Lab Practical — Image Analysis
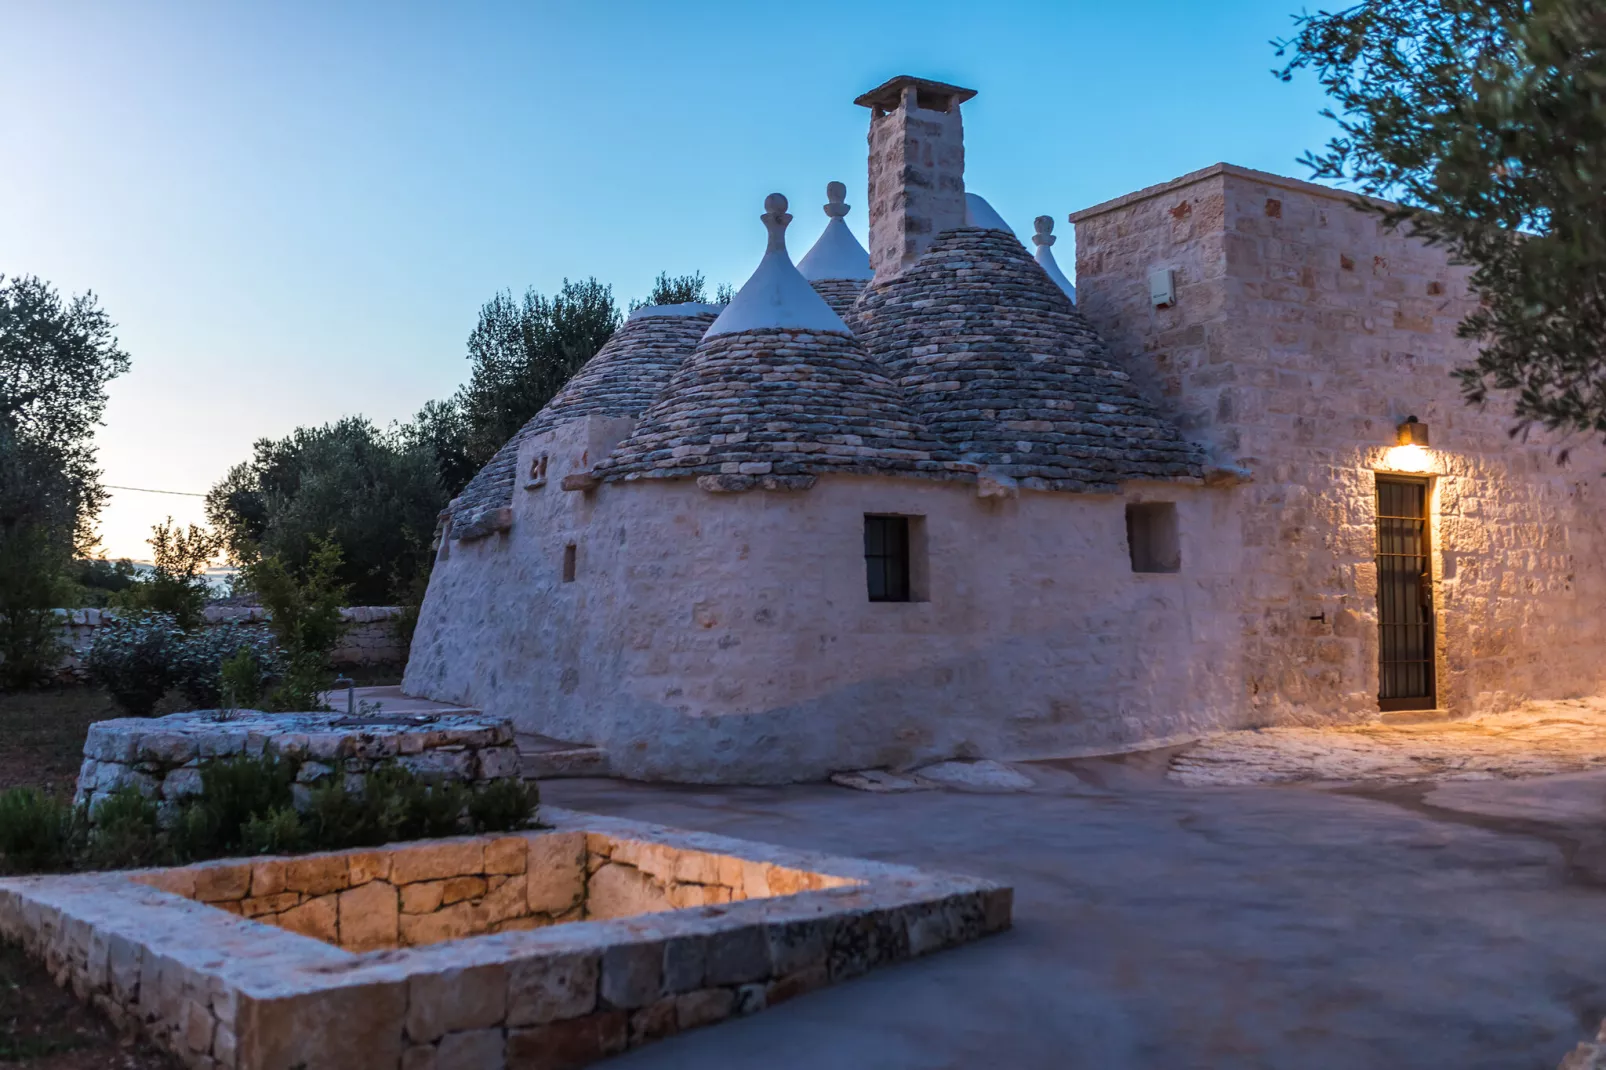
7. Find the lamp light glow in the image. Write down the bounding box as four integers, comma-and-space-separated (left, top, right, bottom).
1384, 443, 1432, 472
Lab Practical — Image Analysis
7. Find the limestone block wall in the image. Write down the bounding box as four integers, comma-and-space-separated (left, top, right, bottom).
132, 829, 856, 956
1072, 163, 1606, 723
51, 605, 407, 678
406, 417, 1245, 782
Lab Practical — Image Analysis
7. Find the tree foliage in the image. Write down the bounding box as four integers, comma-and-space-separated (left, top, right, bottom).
206, 417, 442, 604
453, 278, 620, 479
1277, 0, 1606, 443
0, 276, 130, 687
112, 518, 222, 630
0, 275, 130, 552
628, 271, 735, 311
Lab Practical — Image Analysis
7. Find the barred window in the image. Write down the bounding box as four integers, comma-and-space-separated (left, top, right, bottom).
864, 515, 911, 602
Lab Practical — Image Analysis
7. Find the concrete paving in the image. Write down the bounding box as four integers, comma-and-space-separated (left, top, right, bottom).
545, 755, 1606, 1070
1171, 695, 1606, 787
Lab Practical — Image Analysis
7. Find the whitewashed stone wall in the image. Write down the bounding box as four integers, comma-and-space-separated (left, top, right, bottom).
52, 606, 408, 676
406, 417, 1244, 783
1072, 163, 1606, 725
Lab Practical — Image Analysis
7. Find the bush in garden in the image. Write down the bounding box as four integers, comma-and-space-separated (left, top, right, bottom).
0, 788, 77, 874
0, 751, 539, 875
109, 519, 223, 631
241, 539, 348, 711
467, 777, 540, 833
174, 623, 280, 709
83, 612, 186, 717
170, 753, 297, 861
83, 788, 162, 871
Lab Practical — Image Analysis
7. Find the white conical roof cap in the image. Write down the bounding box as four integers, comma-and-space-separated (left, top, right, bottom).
965, 192, 1013, 233
797, 181, 872, 281
1032, 215, 1076, 303
705, 193, 852, 338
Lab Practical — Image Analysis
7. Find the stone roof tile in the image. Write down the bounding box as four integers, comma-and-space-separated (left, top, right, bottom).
449, 307, 716, 536
591, 327, 968, 485
853, 226, 1206, 490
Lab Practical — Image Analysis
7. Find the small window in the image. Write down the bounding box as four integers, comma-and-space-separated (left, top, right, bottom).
1126, 503, 1180, 573
864, 515, 911, 602
562, 543, 577, 582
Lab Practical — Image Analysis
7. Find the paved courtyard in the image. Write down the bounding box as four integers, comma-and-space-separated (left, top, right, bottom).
1171, 696, 1606, 787
546, 752, 1606, 1070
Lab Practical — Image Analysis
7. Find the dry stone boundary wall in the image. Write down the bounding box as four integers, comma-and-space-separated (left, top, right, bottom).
51, 606, 407, 679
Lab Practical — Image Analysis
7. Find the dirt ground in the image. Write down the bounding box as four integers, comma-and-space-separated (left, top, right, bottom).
0, 943, 173, 1069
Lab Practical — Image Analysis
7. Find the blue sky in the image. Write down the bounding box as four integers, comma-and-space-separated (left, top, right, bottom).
2, 0, 1334, 559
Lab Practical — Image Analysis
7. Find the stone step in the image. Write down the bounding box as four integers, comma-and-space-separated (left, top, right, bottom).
517, 733, 612, 780
1378, 708, 1454, 726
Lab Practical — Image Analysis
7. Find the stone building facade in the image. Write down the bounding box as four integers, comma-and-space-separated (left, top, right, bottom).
1072, 163, 1606, 726
403, 78, 1606, 783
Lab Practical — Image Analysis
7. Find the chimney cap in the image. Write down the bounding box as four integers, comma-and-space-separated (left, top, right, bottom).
854, 75, 977, 112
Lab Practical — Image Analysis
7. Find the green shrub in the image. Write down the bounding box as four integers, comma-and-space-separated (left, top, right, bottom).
239, 806, 303, 856
0, 788, 76, 874
109, 519, 222, 631
0, 750, 540, 875
171, 753, 296, 861
175, 623, 280, 709
467, 778, 540, 833
263, 651, 331, 713
242, 539, 348, 663
83, 613, 185, 717
83, 788, 162, 870
301, 765, 469, 849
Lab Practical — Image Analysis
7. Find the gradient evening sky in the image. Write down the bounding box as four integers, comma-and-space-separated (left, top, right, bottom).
2, 0, 1334, 560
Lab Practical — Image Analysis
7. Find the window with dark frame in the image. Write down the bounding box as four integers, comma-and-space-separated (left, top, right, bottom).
863, 515, 911, 602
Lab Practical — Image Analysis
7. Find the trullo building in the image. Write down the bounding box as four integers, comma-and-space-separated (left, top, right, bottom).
403, 75, 1606, 783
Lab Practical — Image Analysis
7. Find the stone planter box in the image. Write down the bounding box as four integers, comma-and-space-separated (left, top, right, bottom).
0, 809, 1011, 1070
74, 711, 519, 816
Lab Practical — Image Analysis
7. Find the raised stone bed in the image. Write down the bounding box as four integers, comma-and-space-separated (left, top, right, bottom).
0, 809, 1011, 1069
74, 710, 519, 815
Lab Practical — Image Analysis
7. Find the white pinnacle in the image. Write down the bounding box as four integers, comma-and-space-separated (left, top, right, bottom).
797, 181, 873, 282
706, 192, 852, 338
1032, 215, 1077, 304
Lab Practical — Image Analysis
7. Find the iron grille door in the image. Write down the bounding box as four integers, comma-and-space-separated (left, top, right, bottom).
1375, 476, 1435, 710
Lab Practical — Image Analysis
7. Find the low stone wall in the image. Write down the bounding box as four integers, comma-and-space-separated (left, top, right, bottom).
74, 711, 518, 815
52, 605, 406, 677
133, 827, 853, 955
0, 810, 1012, 1070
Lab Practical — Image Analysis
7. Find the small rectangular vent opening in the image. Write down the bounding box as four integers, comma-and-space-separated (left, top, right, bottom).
562, 543, 577, 583
1126, 503, 1180, 573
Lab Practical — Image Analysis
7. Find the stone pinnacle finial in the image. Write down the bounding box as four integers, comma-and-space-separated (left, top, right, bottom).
1033, 215, 1056, 248
763, 193, 792, 254
824, 181, 850, 219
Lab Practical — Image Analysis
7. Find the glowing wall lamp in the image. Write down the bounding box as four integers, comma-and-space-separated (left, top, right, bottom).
1397, 416, 1430, 447
1385, 415, 1433, 472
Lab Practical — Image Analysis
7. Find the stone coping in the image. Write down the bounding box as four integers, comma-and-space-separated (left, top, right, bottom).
0, 808, 1011, 1070
1067, 161, 1383, 222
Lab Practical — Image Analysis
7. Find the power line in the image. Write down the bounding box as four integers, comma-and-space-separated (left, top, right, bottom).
104, 484, 207, 498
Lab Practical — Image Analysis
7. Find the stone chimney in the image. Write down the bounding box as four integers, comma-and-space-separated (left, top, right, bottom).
854, 75, 976, 284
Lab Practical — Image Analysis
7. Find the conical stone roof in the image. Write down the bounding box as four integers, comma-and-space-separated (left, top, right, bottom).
1032, 215, 1077, 303
590, 194, 963, 490
797, 181, 872, 320
854, 226, 1206, 491
448, 305, 717, 536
